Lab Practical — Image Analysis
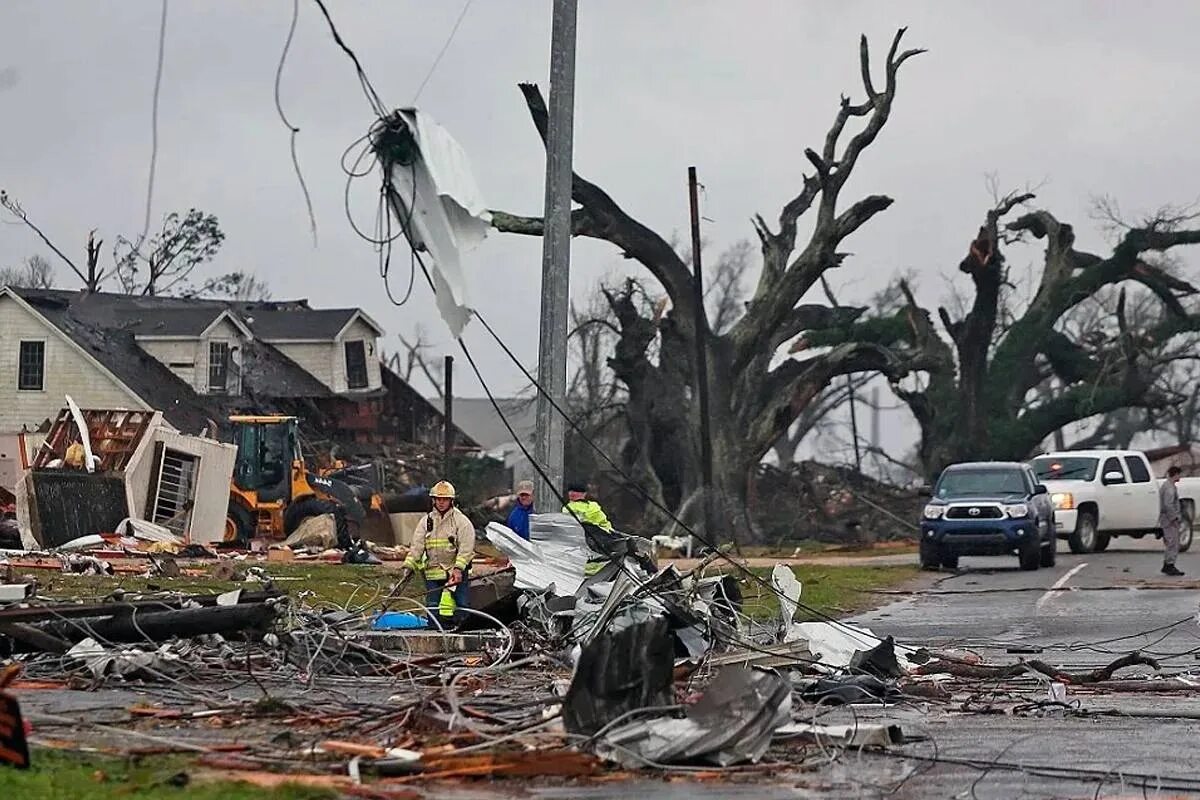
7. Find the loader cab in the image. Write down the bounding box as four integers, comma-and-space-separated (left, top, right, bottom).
230, 416, 301, 503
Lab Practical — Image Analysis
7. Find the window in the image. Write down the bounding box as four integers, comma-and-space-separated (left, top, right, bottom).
151, 448, 198, 535
1102, 457, 1126, 484
345, 340, 368, 389
935, 468, 1028, 498
1124, 455, 1152, 483
1032, 456, 1099, 482
18, 341, 44, 391
208, 341, 233, 394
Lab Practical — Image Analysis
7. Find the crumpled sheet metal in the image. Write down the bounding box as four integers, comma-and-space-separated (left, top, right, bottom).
486, 514, 592, 596
595, 666, 793, 768
563, 613, 675, 736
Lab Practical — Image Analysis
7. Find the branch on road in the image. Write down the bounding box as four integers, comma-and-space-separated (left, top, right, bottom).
914, 651, 1161, 684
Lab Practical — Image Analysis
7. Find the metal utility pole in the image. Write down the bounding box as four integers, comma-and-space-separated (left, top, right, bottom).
533, 0, 577, 503
443, 355, 455, 477
688, 167, 716, 539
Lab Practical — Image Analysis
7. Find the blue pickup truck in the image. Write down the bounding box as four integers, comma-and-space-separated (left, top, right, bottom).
919, 461, 1057, 571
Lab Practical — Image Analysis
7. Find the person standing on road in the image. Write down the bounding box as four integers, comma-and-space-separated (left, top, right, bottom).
1160, 466, 1185, 577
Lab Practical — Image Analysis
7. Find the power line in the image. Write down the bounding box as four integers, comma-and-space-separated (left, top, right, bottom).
139, 0, 169, 247
412, 0, 474, 104
275, 0, 318, 247
311, 0, 387, 117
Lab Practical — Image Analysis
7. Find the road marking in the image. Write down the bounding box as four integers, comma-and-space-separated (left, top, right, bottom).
1036, 562, 1088, 611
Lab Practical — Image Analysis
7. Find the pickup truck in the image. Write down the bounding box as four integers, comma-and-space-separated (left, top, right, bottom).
1030, 449, 1198, 554
919, 461, 1056, 571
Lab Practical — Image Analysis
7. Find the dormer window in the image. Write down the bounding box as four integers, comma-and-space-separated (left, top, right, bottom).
345, 340, 368, 390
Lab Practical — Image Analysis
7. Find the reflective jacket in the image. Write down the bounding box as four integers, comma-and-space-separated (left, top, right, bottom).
562, 500, 613, 532
405, 506, 476, 580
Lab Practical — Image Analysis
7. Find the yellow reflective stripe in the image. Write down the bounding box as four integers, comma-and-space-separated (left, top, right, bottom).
454, 557, 470, 569
425, 567, 448, 579
403, 556, 420, 569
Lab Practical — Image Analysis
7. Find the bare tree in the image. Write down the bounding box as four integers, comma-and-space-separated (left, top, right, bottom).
193, 270, 273, 301
0, 255, 55, 289
1, 191, 110, 291
477, 31, 926, 537
113, 209, 225, 296
818, 191, 1200, 473
385, 326, 444, 398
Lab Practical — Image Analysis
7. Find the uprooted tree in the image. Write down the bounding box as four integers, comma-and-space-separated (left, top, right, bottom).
491, 30, 928, 536
808, 194, 1200, 474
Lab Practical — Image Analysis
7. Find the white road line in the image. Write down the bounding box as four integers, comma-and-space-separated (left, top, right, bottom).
1036, 562, 1088, 611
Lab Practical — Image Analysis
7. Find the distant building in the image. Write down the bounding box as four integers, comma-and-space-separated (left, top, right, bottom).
1144, 443, 1200, 478
0, 286, 477, 459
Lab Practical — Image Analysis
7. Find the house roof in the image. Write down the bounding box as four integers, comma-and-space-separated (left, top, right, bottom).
5, 287, 336, 431
246, 308, 382, 341
449, 397, 538, 454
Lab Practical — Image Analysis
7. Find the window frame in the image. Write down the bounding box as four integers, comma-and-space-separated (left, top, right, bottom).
17, 339, 45, 392
344, 339, 369, 390
208, 340, 230, 395
1101, 456, 1127, 485
1124, 455, 1152, 484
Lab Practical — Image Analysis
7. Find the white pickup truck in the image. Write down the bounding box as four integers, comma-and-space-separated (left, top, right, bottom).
1031, 449, 1199, 554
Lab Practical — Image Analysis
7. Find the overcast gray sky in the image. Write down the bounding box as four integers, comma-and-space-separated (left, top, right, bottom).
3, 1, 1199, 461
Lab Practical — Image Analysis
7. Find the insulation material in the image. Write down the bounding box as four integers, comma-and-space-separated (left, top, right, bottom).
786, 621, 919, 674
771, 563, 802, 624
383, 109, 491, 338
596, 667, 793, 768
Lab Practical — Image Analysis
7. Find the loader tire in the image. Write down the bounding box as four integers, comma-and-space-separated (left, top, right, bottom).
284, 497, 349, 549
225, 501, 255, 547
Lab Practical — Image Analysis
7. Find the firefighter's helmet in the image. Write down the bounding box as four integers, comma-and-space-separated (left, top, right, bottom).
429, 480, 457, 499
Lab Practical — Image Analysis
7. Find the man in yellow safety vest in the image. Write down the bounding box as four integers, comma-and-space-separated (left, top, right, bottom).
562, 480, 613, 532
402, 480, 475, 623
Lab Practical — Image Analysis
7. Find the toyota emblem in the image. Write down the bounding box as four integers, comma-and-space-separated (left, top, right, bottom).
968, 507, 980, 516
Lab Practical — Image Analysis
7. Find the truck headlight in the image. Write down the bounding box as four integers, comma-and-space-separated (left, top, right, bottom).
1051, 493, 1074, 510
923, 505, 945, 520
1004, 503, 1030, 519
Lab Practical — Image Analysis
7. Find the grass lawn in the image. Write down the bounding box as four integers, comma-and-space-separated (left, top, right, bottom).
737, 563, 920, 620
0, 749, 335, 800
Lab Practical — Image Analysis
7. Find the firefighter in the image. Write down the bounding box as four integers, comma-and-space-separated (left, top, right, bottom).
401, 480, 476, 623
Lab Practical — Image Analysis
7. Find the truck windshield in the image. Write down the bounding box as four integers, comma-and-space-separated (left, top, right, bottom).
1032, 457, 1099, 482
935, 469, 1027, 498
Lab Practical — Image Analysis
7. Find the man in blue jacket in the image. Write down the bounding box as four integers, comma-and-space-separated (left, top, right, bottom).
506, 480, 535, 540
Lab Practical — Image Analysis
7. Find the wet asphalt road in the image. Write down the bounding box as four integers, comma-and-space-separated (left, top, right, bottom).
842, 536, 1200, 799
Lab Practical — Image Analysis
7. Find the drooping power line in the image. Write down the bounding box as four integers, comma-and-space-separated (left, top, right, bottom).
139, 0, 169, 248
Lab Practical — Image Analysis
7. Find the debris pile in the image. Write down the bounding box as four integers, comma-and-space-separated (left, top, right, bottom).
0, 510, 1177, 793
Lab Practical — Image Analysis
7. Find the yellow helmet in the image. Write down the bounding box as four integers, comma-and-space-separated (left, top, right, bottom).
430, 480, 457, 499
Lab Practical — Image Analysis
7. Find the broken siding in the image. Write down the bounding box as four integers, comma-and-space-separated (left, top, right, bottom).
335, 318, 382, 392
272, 342, 336, 390
0, 295, 145, 431
137, 339, 199, 388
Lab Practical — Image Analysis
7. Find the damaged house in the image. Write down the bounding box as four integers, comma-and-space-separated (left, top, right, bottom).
0, 287, 482, 543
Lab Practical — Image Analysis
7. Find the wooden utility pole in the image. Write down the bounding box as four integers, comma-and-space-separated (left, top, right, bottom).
533, 0, 578, 503
688, 166, 716, 540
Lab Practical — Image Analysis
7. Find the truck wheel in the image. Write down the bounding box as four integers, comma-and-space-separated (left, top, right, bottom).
919, 540, 941, 571
940, 554, 960, 570
1019, 541, 1041, 571
1093, 532, 1111, 552
1181, 501, 1195, 553
1068, 511, 1098, 554
1040, 536, 1057, 568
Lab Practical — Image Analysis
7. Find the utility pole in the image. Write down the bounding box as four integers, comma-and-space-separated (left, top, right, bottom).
443, 355, 455, 477
533, 0, 577, 503
847, 375, 862, 472
688, 166, 716, 540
